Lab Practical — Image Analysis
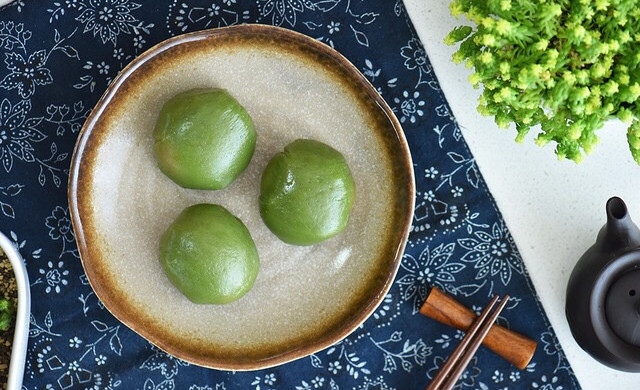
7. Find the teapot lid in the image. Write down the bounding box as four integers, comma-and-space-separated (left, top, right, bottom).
588, 249, 640, 369
605, 267, 640, 346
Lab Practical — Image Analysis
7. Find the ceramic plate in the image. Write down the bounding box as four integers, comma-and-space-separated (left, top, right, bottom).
68, 24, 414, 370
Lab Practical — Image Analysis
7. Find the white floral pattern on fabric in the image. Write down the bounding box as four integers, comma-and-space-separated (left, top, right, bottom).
458, 222, 524, 286
75, 0, 150, 45
0, 98, 45, 172
1, 50, 53, 98
397, 244, 465, 313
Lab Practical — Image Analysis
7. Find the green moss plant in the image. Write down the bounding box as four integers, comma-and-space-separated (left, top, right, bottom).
446, 0, 640, 164
0, 298, 12, 331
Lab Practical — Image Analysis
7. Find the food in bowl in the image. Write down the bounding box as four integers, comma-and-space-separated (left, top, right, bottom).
0, 251, 17, 384
153, 88, 256, 190
260, 139, 355, 245
69, 25, 414, 370
0, 232, 30, 389
159, 203, 259, 304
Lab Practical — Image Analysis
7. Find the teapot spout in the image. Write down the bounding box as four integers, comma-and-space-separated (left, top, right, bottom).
600, 197, 640, 253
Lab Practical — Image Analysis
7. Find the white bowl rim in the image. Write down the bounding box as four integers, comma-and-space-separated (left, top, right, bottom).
0, 230, 30, 390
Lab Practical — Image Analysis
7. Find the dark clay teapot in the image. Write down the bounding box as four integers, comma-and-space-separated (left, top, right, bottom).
566, 196, 640, 372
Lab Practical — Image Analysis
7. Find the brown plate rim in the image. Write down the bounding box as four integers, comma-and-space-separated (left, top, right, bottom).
68, 24, 415, 370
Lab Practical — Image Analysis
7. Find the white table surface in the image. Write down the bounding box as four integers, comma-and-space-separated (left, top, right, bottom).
405, 1, 640, 388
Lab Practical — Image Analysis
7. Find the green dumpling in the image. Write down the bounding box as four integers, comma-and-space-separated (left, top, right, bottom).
153, 88, 256, 190
260, 139, 355, 246
159, 204, 259, 304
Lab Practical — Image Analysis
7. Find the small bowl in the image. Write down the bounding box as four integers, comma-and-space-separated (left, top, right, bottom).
68, 24, 414, 370
0, 230, 30, 389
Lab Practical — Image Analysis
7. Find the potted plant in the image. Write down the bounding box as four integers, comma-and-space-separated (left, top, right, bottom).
445, 0, 640, 164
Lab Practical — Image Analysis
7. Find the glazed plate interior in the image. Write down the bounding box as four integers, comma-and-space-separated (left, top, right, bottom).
69, 25, 414, 370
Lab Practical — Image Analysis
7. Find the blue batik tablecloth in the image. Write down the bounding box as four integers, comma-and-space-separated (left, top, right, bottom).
0, 1, 581, 389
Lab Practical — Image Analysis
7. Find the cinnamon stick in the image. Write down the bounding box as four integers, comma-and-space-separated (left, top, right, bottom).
420, 287, 537, 370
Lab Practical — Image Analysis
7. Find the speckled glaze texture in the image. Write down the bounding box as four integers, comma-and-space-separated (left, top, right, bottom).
68, 25, 414, 370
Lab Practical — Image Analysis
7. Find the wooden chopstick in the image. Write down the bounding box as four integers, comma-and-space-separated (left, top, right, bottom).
425, 294, 510, 390
425, 295, 500, 390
